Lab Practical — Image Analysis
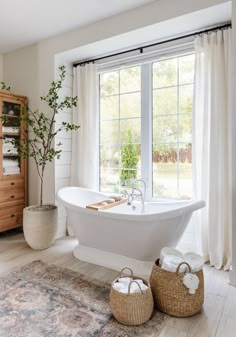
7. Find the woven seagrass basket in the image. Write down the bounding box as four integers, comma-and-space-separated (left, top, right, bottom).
150, 259, 204, 317
110, 267, 154, 326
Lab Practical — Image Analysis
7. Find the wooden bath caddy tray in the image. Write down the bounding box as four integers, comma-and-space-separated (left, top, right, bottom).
86, 197, 127, 211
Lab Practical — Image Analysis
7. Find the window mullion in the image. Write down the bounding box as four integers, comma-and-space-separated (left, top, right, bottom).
141, 63, 152, 201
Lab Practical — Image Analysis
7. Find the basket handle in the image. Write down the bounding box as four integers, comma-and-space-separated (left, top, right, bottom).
128, 280, 143, 294
176, 262, 192, 274
119, 267, 134, 278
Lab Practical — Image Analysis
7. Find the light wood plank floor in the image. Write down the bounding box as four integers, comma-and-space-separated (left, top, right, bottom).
0, 231, 235, 337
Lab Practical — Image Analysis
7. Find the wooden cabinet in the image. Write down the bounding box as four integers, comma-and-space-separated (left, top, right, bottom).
0, 92, 27, 232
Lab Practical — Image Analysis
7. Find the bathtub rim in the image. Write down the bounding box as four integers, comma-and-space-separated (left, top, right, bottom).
56, 186, 205, 221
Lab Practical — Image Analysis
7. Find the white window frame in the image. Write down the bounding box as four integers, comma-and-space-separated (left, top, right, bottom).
141, 63, 153, 201
98, 40, 195, 200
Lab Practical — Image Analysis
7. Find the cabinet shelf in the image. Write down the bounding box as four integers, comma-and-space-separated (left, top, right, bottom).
3, 133, 20, 137
0, 93, 27, 233
3, 172, 20, 176
3, 154, 19, 157
2, 114, 19, 118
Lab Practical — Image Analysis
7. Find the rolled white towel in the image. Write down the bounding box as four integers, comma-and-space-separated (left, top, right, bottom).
184, 252, 204, 272
112, 282, 128, 293
131, 284, 148, 293
113, 282, 133, 294
118, 277, 133, 285
129, 282, 148, 294
161, 255, 187, 273
112, 279, 148, 294
133, 279, 144, 287
160, 247, 183, 266
141, 284, 148, 292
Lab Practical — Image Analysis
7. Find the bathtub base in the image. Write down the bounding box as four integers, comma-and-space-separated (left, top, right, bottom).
73, 244, 153, 278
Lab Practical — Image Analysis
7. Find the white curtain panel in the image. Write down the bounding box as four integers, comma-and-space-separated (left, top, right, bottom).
193, 28, 233, 270
71, 63, 99, 189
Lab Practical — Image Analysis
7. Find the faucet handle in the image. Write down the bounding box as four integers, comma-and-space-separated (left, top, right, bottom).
121, 189, 128, 197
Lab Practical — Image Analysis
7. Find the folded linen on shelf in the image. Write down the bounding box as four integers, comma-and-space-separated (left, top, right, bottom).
2, 126, 19, 134
3, 137, 15, 143
3, 159, 19, 167
3, 137, 17, 148
3, 166, 20, 174
3, 147, 18, 155
159, 247, 204, 273
3, 139, 18, 155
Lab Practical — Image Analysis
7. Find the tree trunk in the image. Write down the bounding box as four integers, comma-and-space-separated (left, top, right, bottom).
40, 167, 45, 207
40, 176, 43, 207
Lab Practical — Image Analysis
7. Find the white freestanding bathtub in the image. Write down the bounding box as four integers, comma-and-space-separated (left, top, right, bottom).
56, 187, 205, 276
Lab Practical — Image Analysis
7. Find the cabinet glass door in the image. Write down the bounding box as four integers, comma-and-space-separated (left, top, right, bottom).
2, 101, 21, 176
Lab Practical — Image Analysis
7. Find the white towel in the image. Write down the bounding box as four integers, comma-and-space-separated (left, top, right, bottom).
161, 255, 187, 273
3, 137, 14, 143
2, 126, 19, 134
118, 277, 133, 285
3, 166, 20, 174
3, 147, 18, 155
184, 253, 204, 272
3, 139, 18, 155
129, 282, 148, 293
3, 149, 18, 155
112, 282, 127, 293
3, 159, 18, 167
160, 247, 204, 273
112, 279, 148, 294
133, 279, 144, 286
160, 247, 183, 266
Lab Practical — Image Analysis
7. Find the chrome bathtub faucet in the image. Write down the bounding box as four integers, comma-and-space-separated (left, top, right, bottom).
121, 179, 146, 206
120, 189, 133, 205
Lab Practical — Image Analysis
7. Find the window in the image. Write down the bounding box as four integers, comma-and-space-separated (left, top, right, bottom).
152, 54, 194, 198
99, 66, 141, 193
99, 52, 195, 199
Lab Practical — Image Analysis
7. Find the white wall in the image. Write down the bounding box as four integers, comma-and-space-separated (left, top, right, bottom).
2, 0, 231, 236
3, 44, 40, 205
230, 0, 236, 286
0, 54, 3, 81
54, 62, 73, 238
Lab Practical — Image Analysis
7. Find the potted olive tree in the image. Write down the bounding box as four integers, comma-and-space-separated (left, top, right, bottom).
1, 66, 79, 249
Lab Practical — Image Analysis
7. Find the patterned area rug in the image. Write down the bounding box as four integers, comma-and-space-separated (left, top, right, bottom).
0, 260, 168, 337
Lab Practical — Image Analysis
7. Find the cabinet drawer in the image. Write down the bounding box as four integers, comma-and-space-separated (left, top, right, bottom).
0, 189, 24, 203
0, 179, 24, 190
0, 204, 24, 231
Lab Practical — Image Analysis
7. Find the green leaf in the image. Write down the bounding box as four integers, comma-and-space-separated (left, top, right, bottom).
1, 65, 80, 205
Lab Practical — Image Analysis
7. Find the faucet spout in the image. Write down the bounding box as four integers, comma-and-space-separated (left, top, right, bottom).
134, 179, 146, 205
122, 179, 146, 207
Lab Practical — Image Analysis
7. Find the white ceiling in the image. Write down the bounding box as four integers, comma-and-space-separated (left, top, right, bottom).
0, 0, 155, 54
59, 2, 231, 64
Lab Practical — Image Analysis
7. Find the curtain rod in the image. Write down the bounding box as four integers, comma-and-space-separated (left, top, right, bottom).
73, 22, 231, 68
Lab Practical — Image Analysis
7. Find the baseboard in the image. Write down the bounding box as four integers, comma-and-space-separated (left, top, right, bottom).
230, 269, 236, 287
